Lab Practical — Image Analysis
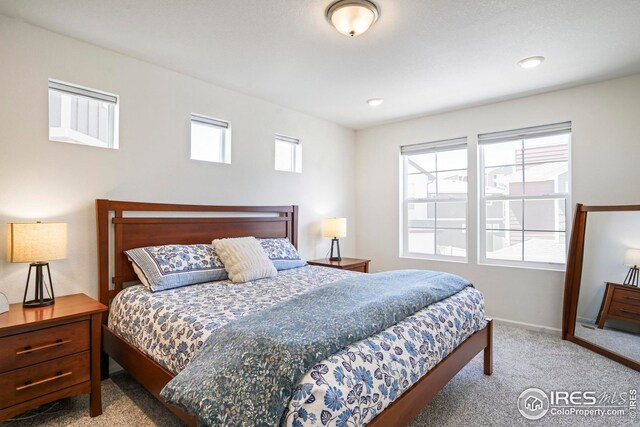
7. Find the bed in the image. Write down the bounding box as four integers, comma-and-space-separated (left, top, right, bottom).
96, 200, 492, 426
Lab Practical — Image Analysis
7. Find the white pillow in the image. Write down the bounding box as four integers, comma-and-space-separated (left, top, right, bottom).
212, 237, 277, 283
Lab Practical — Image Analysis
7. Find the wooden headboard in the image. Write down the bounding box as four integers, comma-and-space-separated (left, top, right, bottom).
96, 199, 298, 308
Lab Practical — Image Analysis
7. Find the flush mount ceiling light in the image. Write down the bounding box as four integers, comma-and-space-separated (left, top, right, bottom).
326, 0, 380, 37
518, 56, 545, 69
366, 98, 384, 106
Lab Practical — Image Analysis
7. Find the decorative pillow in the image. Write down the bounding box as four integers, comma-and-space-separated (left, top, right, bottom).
212, 237, 277, 283
126, 244, 228, 292
258, 238, 307, 271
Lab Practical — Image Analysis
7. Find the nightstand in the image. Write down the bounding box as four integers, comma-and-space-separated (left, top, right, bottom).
596, 282, 640, 329
0, 293, 107, 422
307, 257, 371, 273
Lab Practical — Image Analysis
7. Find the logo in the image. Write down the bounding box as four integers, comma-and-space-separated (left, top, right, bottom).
518, 387, 636, 419
518, 388, 550, 420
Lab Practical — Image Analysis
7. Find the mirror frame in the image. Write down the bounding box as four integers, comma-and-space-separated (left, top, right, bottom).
562, 203, 640, 372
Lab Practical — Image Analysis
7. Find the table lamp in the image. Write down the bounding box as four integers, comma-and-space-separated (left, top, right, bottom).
323, 217, 346, 261
6, 222, 67, 307
623, 248, 640, 286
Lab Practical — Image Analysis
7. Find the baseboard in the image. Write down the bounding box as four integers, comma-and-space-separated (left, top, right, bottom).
490, 316, 561, 335
576, 315, 597, 324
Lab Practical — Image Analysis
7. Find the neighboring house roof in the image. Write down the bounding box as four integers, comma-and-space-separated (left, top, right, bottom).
488, 236, 565, 263
485, 162, 568, 196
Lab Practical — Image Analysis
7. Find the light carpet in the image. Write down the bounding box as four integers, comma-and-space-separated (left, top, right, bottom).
575, 321, 639, 363
4, 325, 639, 427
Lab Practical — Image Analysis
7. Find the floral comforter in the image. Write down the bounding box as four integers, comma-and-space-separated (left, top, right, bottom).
109, 266, 486, 426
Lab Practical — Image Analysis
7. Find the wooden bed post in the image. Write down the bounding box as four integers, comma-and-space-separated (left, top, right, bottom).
484, 319, 493, 375
95, 199, 111, 380
291, 205, 299, 248
96, 199, 110, 309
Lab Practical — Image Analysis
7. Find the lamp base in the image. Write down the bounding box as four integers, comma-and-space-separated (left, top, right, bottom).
23, 262, 56, 308
623, 266, 639, 287
329, 238, 342, 261
623, 266, 639, 286
23, 298, 55, 308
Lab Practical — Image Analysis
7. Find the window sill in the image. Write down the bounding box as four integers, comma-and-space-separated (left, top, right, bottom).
400, 254, 468, 264
478, 260, 566, 272
190, 158, 231, 165
274, 169, 302, 174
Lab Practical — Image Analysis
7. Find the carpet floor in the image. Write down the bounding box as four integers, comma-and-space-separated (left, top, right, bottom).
575, 321, 639, 363
4, 324, 639, 427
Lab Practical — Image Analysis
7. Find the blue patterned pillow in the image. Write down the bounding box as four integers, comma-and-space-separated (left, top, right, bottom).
126, 244, 228, 292
258, 238, 307, 271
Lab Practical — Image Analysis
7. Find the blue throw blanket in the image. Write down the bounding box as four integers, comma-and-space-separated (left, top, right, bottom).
160, 270, 472, 426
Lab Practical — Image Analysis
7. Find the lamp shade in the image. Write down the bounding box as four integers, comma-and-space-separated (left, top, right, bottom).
323, 218, 347, 238
7, 222, 67, 263
624, 248, 640, 267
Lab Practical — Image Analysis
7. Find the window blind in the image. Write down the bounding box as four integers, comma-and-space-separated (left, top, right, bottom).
191, 114, 229, 129
400, 137, 467, 155
275, 134, 300, 145
478, 121, 571, 145
48, 79, 118, 104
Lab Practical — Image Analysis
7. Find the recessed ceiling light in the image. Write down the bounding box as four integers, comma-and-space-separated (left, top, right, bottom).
518, 56, 545, 69
326, 0, 380, 37
366, 98, 384, 106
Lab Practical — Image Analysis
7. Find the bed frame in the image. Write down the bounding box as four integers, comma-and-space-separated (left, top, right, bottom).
96, 199, 492, 426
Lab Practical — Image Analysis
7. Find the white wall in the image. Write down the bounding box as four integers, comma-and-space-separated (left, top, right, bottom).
2, 14, 639, 332
0, 16, 356, 303
355, 74, 640, 330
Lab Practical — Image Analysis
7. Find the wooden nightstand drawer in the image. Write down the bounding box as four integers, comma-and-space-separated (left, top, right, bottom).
612, 287, 640, 307
598, 283, 640, 328
609, 301, 640, 321
0, 351, 90, 409
344, 264, 368, 273
307, 258, 370, 273
0, 320, 89, 373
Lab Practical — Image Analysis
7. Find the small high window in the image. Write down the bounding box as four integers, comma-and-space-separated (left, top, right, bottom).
48, 79, 119, 149
274, 134, 302, 173
190, 114, 231, 164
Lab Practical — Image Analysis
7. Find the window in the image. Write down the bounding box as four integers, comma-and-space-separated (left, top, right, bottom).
274, 134, 301, 173
48, 79, 119, 149
479, 122, 571, 268
190, 114, 231, 164
401, 138, 468, 260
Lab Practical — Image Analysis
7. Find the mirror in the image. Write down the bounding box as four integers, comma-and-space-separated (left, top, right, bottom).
563, 204, 640, 371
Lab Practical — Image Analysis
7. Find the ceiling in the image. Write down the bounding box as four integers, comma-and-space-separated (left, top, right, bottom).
1, 0, 640, 129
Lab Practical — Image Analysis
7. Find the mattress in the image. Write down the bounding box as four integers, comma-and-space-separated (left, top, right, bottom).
109, 265, 486, 425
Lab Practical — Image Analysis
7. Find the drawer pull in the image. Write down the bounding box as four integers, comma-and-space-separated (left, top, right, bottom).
15, 371, 72, 391
621, 309, 640, 316
624, 296, 640, 302
16, 339, 72, 355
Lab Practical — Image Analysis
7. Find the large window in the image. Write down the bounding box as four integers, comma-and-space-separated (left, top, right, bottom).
274, 134, 302, 173
479, 122, 571, 268
401, 138, 468, 260
48, 79, 119, 149
190, 114, 231, 164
